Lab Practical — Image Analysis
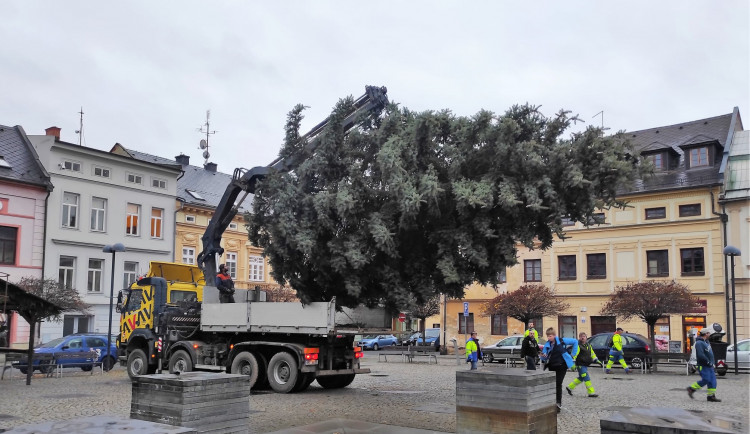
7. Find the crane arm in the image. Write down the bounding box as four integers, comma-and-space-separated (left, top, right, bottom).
197, 86, 388, 285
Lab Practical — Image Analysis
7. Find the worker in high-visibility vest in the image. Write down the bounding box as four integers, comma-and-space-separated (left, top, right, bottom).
566, 332, 603, 397
524, 321, 539, 341
605, 327, 631, 374
465, 331, 479, 370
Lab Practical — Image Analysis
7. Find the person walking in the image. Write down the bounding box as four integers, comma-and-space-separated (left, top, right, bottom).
605, 327, 630, 374
215, 264, 235, 303
566, 332, 603, 398
687, 328, 721, 402
466, 331, 479, 370
521, 329, 539, 370
524, 321, 539, 341
541, 327, 578, 412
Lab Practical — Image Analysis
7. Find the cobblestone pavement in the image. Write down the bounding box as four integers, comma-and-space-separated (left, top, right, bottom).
1, 354, 748, 433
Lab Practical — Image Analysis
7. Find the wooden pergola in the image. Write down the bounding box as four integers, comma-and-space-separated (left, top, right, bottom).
1, 277, 63, 385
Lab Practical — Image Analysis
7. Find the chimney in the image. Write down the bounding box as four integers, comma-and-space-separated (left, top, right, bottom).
45, 126, 61, 140
204, 162, 217, 172
175, 154, 190, 166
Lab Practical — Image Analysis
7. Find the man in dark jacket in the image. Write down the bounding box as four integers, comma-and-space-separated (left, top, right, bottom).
521, 331, 539, 370
687, 328, 721, 402
215, 264, 235, 303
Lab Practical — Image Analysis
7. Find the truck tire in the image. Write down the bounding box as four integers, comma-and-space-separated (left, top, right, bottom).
230, 351, 260, 388
127, 349, 150, 380
169, 350, 193, 374
316, 373, 356, 389
266, 352, 298, 393
292, 373, 315, 393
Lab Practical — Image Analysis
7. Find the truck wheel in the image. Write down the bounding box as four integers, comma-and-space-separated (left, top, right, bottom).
231, 351, 260, 388
103, 356, 116, 372
267, 352, 298, 393
292, 373, 315, 393
316, 373, 355, 389
169, 350, 193, 374
127, 349, 149, 380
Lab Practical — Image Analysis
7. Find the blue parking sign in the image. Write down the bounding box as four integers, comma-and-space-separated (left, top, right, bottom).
463, 302, 469, 317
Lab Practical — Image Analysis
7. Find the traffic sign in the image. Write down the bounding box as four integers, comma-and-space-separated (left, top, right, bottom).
463, 302, 469, 317
398, 312, 406, 323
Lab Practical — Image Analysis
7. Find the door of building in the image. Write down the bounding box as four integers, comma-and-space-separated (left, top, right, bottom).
559, 316, 577, 339
591, 316, 616, 336
682, 316, 706, 353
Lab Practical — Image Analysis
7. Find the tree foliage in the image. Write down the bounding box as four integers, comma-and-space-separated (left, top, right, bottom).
483, 284, 570, 326
16, 277, 90, 322
265, 285, 299, 303
248, 97, 639, 307
405, 294, 441, 334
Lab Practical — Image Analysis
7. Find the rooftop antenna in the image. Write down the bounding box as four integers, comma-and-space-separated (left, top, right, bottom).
592, 111, 611, 136
75, 107, 84, 146
197, 110, 217, 164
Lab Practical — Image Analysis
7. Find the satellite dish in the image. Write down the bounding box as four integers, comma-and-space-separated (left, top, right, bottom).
203, 150, 210, 160
199, 139, 207, 149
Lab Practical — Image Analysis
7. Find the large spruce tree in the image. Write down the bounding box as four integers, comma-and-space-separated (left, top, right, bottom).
248, 97, 639, 308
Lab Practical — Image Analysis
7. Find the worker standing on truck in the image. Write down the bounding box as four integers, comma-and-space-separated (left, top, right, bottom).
605, 327, 630, 374
216, 264, 235, 303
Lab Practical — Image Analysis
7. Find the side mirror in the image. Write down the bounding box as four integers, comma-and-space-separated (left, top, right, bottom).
115, 290, 124, 313
61, 346, 69, 350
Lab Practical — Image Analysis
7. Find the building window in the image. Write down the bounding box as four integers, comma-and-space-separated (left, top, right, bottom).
90, 197, 106, 232
182, 247, 195, 265
225, 252, 237, 279
59, 256, 76, 289
491, 314, 508, 335
249, 255, 264, 281
62, 160, 81, 172
0, 226, 18, 265
62, 315, 90, 336
497, 268, 506, 283
458, 313, 475, 334
647, 250, 669, 277
93, 166, 110, 178
645, 207, 666, 220
127, 173, 143, 184
62, 192, 79, 228
123, 261, 139, 288
559, 315, 577, 339
524, 259, 542, 282
587, 213, 605, 225
689, 147, 709, 167
679, 204, 701, 217
681, 248, 705, 276
185, 215, 196, 223
586, 253, 606, 279
558, 255, 577, 280
126, 203, 140, 236
150, 208, 163, 238
87, 259, 103, 292
561, 217, 575, 227
228, 222, 238, 230
186, 190, 205, 201
648, 153, 665, 170
151, 178, 167, 189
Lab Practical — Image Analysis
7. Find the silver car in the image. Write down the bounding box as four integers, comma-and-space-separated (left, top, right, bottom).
726, 339, 750, 369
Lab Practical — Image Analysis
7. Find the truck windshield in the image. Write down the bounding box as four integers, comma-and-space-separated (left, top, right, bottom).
125, 290, 144, 312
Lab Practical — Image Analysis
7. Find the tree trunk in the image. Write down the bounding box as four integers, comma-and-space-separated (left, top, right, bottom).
25, 319, 35, 386
648, 321, 657, 373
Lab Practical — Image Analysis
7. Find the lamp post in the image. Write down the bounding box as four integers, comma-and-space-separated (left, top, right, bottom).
103, 243, 125, 371
722, 245, 740, 375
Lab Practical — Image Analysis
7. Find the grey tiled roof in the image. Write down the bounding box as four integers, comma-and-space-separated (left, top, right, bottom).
620, 113, 735, 194
122, 148, 251, 212
0, 124, 52, 189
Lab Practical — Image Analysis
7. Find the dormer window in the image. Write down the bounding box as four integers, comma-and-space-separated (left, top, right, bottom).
649, 153, 665, 170
689, 147, 709, 167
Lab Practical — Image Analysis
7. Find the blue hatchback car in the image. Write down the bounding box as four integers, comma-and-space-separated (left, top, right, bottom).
14, 333, 118, 373
358, 334, 399, 350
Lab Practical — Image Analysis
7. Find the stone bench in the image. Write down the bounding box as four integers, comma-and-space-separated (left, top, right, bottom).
601, 407, 747, 434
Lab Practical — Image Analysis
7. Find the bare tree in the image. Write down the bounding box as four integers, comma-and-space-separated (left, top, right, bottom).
483, 284, 570, 329
601, 280, 701, 369
408, 295, 441, 334
264, 285, 299, 302
14, 277, 90, 385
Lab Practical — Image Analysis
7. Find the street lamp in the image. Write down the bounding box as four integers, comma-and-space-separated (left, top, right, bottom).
723, 245, 741, 376
103, 243, 125, 371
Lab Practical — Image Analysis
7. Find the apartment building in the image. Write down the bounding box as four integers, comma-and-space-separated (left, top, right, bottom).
443, 110, 744, 352
30, 128, 181, 342
0, 124, 53, 347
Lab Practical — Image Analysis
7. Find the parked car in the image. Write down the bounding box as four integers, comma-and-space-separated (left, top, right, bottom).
587, 332, 651, 369
481, 335, 543, 364
402, 328, 441, 346
358, 334, 399, 350
725, 338, 750, 370
14, 333, 118, 374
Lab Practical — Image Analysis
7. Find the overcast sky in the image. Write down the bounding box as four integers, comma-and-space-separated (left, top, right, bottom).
2, 1, 748, 173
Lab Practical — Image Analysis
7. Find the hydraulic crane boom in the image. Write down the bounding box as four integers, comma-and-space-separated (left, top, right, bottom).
197, 85, 389, 286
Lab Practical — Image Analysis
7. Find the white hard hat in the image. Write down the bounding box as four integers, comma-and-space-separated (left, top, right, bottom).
699, 327, 712, 335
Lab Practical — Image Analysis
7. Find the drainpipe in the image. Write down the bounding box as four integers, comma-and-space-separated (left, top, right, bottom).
710, 191, 731, 345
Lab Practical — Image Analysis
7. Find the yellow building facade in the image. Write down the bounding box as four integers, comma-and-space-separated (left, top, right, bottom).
438, 111, 744, 352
